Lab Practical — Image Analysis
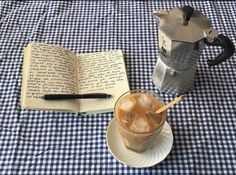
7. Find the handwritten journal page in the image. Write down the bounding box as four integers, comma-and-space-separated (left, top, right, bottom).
21, 43, 78, 111
76, 50, 130, 113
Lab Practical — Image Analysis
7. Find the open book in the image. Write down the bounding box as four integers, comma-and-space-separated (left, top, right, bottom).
21, 42, 130, 114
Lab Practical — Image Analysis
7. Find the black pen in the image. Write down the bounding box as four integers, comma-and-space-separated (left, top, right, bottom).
43, 93, 112, 100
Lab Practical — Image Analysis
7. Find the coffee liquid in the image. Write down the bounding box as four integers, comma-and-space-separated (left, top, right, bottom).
116, 92, 165, 133
115, 92, 166, 152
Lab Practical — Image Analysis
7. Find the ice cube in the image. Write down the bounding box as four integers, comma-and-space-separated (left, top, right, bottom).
130, 117, 150, 133
137, 93, 155, 110
118, 97, 136, 111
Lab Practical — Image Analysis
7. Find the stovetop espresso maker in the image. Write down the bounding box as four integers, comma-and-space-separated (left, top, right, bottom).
152, 6, 235, 94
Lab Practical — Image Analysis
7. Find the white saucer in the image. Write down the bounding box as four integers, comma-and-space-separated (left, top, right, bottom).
106, 119, 173, 168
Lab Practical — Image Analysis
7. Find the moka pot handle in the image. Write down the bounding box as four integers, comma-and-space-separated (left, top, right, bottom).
203, 34, 235, 66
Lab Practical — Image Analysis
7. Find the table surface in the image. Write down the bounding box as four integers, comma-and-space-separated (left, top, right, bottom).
0, 1, 235, 174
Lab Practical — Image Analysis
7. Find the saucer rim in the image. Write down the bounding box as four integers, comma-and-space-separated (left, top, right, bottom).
106, 118, 173, 168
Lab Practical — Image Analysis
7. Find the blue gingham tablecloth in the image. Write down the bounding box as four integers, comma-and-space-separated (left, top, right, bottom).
0, 1, 235, 174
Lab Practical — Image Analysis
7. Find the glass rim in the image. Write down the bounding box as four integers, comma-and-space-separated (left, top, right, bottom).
114, 89, 166, 134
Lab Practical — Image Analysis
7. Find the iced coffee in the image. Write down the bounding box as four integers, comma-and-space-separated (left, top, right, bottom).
115, 90, 166, 152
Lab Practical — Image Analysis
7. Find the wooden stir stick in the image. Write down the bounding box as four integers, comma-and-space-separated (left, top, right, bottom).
156, 94, 187, 114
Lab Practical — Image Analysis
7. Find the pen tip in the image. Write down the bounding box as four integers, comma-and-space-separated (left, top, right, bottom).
107, 94, 112, 98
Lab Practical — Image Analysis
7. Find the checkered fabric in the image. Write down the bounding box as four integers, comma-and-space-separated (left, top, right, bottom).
0, 1, 235, 174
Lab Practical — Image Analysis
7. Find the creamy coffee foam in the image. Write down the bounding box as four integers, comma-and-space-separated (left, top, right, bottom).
116, 92, 165, 133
